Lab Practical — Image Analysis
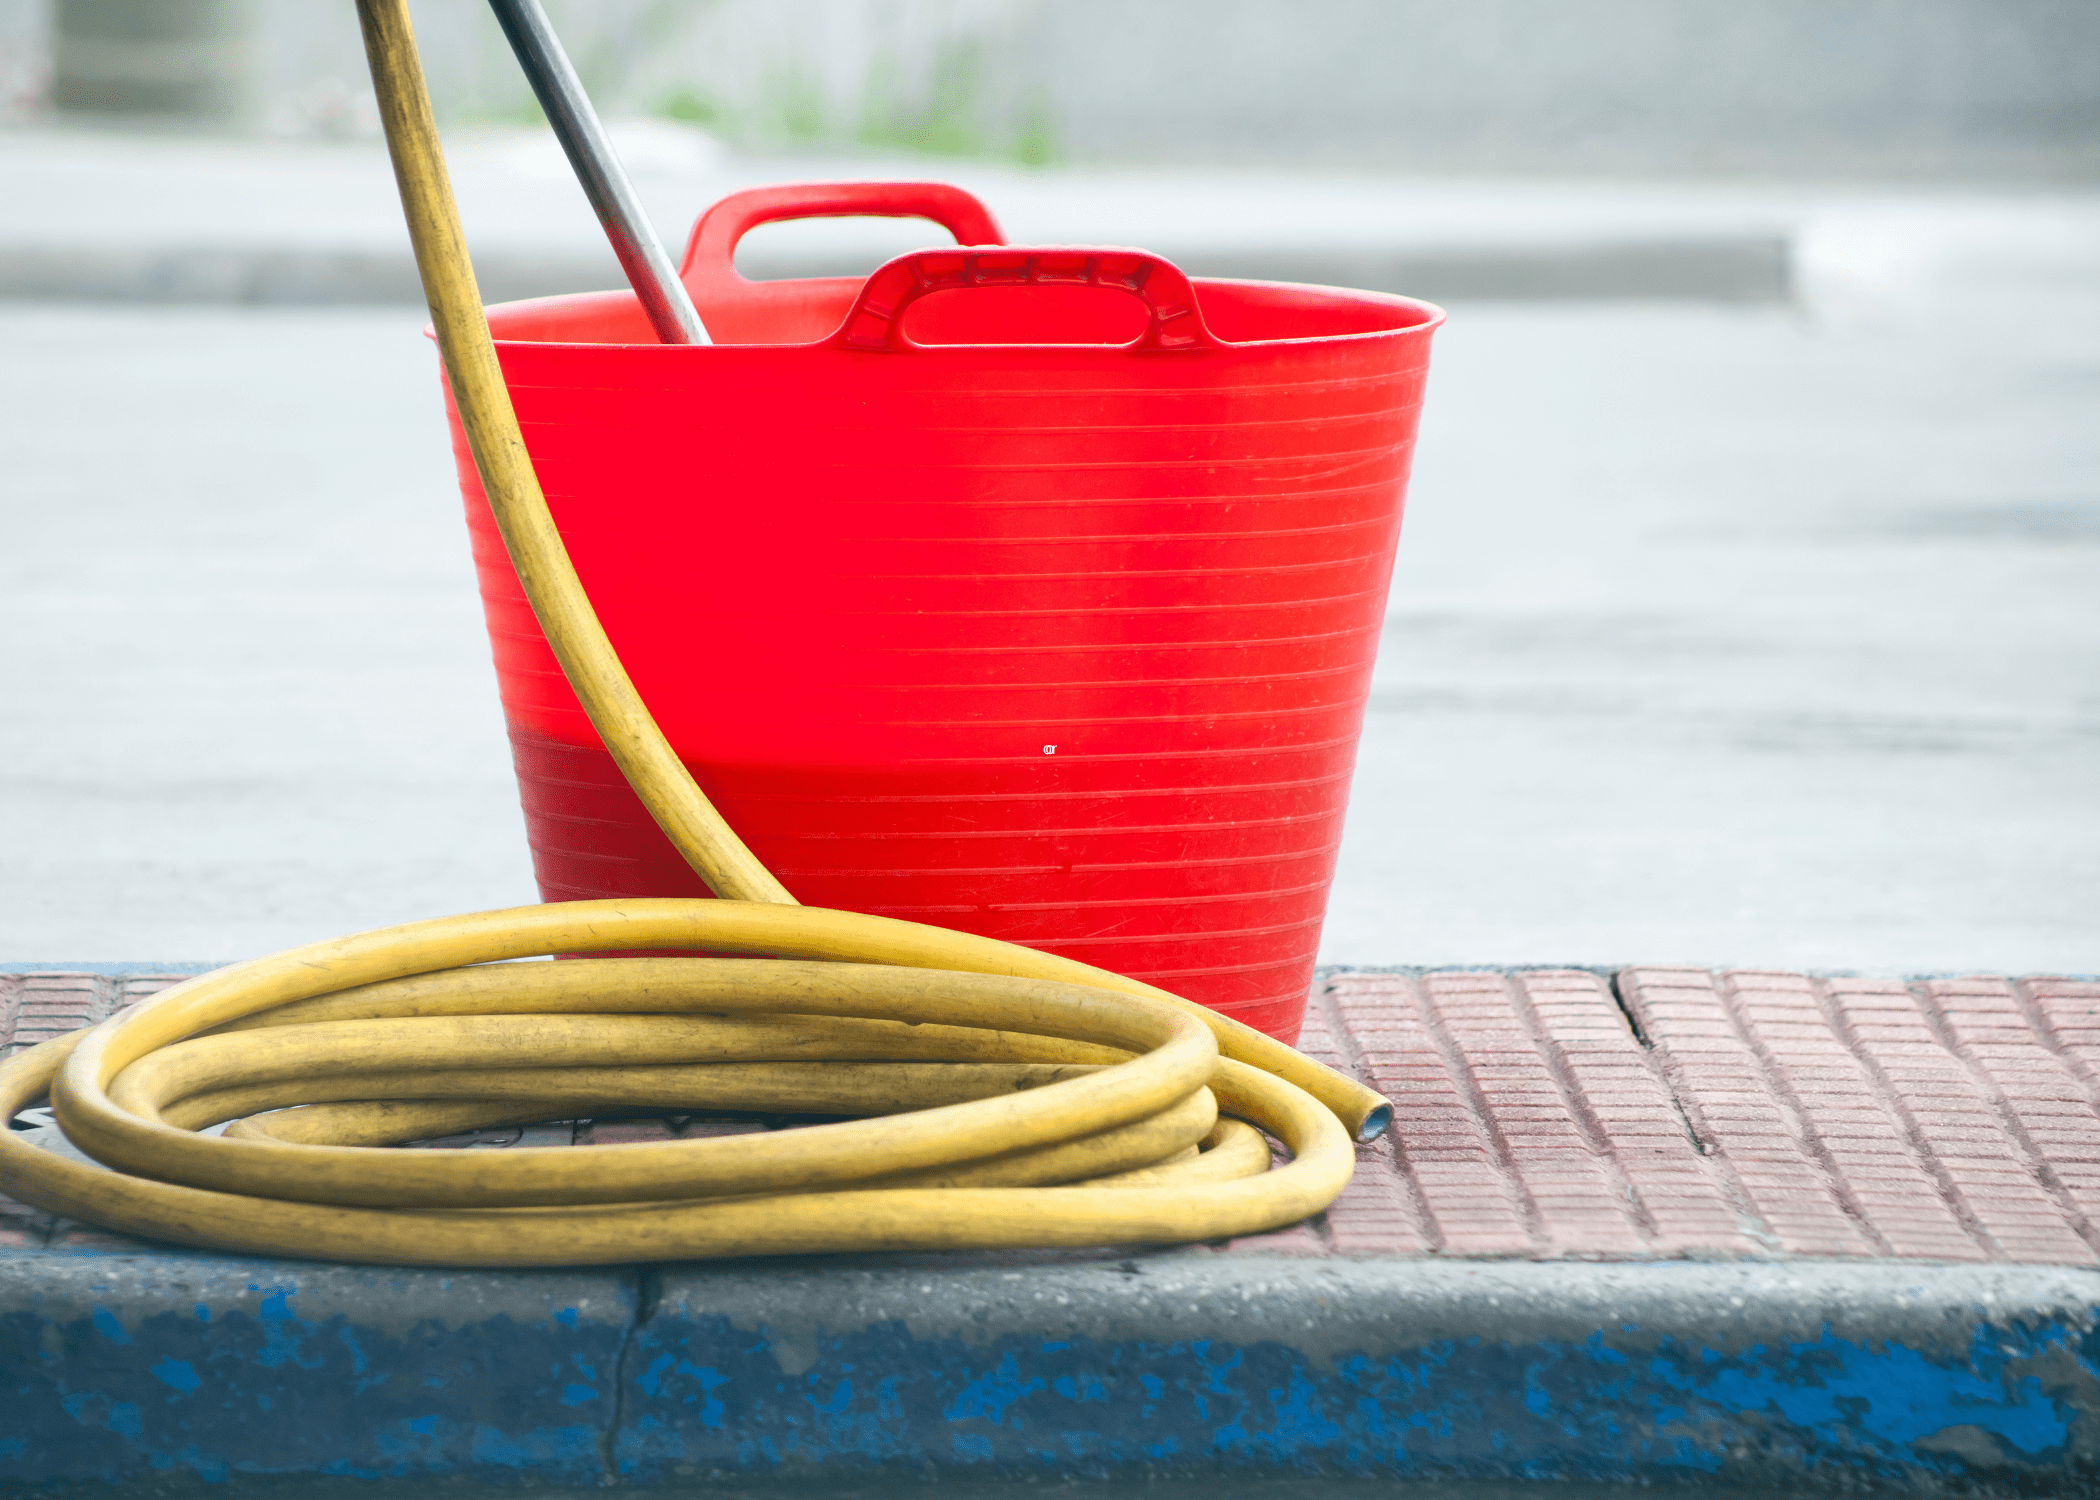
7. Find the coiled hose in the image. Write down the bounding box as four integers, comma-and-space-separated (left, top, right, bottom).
0, 0, 1391, 1267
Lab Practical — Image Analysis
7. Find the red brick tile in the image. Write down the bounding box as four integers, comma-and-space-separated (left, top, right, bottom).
1224, 1221, 1328, 1257
4, 974, 110, 1057
1326, 1144, 1431, 1256
21, 963, 2077, 1269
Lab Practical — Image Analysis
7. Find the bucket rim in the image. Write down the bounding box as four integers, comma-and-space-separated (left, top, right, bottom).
458, 275, 1447, 353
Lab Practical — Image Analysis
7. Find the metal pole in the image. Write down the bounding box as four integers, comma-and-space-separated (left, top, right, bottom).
485, 0, 710, 345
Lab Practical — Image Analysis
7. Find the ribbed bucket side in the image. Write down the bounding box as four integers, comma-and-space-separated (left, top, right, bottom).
454, 277, 1437, 1043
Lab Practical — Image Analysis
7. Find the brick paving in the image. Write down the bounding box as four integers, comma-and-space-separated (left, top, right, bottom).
5, 966, 2098, 1265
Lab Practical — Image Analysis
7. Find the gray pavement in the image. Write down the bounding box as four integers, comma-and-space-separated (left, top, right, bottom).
1339, 295, 2100, 974
3, 289, 2095, 972
0, 301, 532, 961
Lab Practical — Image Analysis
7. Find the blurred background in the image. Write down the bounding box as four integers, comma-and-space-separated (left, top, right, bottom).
2, 0, 2096, 178
2, 1, 2096, 973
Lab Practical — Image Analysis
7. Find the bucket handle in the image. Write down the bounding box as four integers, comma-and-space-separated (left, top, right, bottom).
679, 181, 1005, 300
835, 247, 1224, 352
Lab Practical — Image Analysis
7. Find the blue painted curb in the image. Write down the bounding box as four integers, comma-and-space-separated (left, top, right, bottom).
4, 1248, 2095, 1495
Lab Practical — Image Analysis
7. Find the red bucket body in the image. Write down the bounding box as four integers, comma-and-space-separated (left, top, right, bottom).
447, 183, 1441, 1043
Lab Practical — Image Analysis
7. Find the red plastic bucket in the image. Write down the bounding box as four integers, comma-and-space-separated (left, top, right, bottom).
446, 181, 1442, 1044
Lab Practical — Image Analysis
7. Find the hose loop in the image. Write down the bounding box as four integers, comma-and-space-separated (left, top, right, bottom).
0, 0, 1392, 1265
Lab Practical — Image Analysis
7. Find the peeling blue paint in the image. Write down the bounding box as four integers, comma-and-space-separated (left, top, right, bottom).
148, 1358, 198, 1393
1646, 1323, 2072, 1459
5, 1257, 634, 1493
608, 1298, 2097, 1490
6, 1253, 2097, 1494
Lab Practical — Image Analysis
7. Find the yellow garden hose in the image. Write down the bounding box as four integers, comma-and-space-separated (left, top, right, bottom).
0, 0, 1391, 1267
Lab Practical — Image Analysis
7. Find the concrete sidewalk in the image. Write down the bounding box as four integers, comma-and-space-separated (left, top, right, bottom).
4, 121, 2099, 310
6, 965, 2100, 1494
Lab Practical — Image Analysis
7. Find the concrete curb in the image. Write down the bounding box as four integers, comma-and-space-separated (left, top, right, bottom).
0, 124, 1827, 306
5, 1248, 2096, 1496
9, 124, 2100, 316
0, 234, 1794, 306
